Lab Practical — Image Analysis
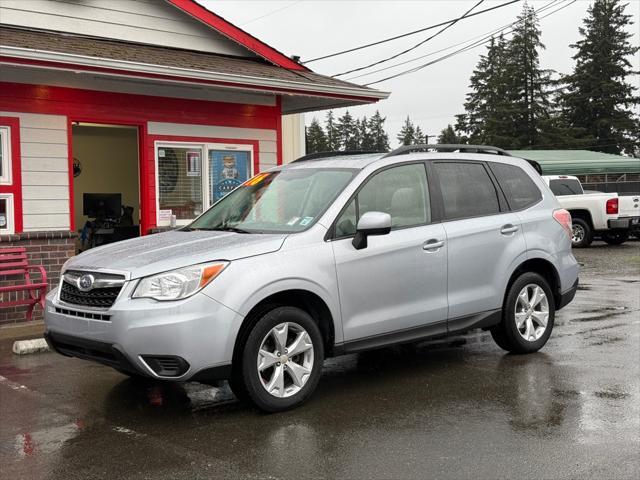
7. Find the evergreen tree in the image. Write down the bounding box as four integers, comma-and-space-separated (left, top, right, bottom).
455, 35, 512, 146
337, 110, 359, 150
324, 110, 340, 151
438, 124, 464, 144
359, 115, 375, 150
414, 126, 426, 144
505, 5, 556, 148
559, 0, 640, 154
353, 118, 363, 149
305, 118, 328, 154
368, 111, 391, 152
397, 116, 417, 146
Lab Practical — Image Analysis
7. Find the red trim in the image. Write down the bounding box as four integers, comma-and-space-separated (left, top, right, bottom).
66, 121, 74, 232
68, 117, 146, 234
0, 82, 279, 130
0, 58, 381, 104
146, 134, 260, 232
276, 96, 283, 166
0, 116, 23, 233
165, 0, 307, 71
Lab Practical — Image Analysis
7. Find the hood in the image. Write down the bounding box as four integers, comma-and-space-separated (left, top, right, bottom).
66, 230, 288, 279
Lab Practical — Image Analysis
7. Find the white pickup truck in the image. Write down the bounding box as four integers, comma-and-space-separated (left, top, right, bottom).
543, 175, 640, 247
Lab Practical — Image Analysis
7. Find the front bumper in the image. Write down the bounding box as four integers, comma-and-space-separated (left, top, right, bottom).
44, 287, 241, 381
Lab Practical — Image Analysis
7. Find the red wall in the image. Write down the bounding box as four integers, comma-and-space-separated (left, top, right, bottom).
0, 82, 282, 234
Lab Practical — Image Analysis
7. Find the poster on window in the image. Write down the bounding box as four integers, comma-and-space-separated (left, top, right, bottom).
186, 151, 201, 177
209, 150, 251, 202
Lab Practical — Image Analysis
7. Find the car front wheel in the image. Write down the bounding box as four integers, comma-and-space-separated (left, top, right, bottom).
231, 306, 324, 412
491, 272, 555, 354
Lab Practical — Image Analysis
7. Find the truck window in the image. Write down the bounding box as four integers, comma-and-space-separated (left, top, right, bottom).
549, 179, 583, 196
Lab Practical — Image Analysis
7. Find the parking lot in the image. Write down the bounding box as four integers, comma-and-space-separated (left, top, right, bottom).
1, 242, 638, 480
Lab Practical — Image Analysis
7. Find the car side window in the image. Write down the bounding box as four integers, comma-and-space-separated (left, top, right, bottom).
490, 162, 542, 210
434, 162, 500, 220
334, 163, 430, 237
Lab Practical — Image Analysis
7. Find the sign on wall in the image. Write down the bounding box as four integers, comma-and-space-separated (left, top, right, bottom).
186, 151, 201, 177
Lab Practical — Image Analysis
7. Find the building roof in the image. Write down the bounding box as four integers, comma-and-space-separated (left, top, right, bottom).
508, 150, 640, 175
166, 0, 307, 71
0, 26, 388, 113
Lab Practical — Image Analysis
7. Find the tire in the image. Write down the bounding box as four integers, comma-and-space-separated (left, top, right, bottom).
602, 230, 629, 246
232, 306, 324, 412
491, 272, 555, 354
571, 218, 592, 248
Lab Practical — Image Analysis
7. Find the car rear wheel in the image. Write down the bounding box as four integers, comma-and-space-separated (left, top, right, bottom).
571, 218, 592, 248
602, 230, 629, 246
491, 272, 555, 354
230, 306, 324, 412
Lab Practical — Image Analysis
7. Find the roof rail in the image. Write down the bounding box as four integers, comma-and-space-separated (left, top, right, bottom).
383, 144, 512, 158
292, 150, 383, 163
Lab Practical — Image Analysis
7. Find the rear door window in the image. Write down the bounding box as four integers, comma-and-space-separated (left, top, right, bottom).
490, 162, 542, 210
549, 179, 583, 196
434, 162, 500, 220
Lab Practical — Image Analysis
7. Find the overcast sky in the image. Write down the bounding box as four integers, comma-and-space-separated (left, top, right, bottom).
200, 0, 640, 144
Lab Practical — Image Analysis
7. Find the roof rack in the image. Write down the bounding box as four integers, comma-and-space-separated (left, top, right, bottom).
383, 144, 512, 158
292, 150, 383, 163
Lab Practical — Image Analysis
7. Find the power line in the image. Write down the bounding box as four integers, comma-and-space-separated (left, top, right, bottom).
239, 0, 303, 26
333, 0, 485, 78
303, 0, 522, 64
363, 0, 577, 86
345, 0, 561, 81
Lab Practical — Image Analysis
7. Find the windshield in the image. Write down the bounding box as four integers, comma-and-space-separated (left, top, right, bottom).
187, 168, 356, 233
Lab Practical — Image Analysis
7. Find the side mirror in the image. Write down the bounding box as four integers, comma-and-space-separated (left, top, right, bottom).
352, 211, 392, 250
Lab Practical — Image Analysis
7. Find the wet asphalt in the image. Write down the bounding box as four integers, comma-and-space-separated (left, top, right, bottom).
1, 242, 639, 480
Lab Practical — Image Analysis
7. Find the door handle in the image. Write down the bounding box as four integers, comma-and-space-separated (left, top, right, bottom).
423, 239, 444, 251
500, 224, 519, 235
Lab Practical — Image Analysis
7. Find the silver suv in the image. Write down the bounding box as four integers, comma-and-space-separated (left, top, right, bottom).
44, 145, 579, 412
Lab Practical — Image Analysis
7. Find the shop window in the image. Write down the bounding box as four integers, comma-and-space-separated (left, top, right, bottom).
155, 142, 254, 226
0, 194, 14, 234
0, 126, 10, 185
157, 145, 204, 224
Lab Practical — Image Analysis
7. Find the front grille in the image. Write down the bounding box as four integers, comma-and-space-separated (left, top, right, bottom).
55, 307, 111, 321
60, 281, 122, 308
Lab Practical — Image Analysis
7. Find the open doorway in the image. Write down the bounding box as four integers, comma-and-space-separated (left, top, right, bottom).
71, 123, 140, 253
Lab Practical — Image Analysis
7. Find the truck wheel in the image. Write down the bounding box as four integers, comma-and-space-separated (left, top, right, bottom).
232, 306, 324, 412
491, 272, 555, 354
571, 218, 592, 248
602, 230, 629, 246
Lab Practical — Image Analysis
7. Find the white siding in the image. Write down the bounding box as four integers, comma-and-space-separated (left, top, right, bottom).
148, 122, 278, 172
0, 0, 254, 57
0, 110, 70, 231
282, 114, 305, 164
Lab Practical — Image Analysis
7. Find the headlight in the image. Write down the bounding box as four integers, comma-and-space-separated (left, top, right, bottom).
132, 262, 229, 301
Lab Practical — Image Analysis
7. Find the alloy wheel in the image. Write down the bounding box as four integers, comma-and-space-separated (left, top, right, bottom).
572, 224, 585, 244
514, 284, 549, 342
257, 322, 314, 398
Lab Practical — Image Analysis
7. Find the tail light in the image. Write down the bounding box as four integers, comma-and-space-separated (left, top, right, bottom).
553, 209, 572, 239
606, 198, 618, 215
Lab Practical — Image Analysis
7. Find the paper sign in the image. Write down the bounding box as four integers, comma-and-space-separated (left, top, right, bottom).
186, 151, 201, 177
158, 209, 172, 225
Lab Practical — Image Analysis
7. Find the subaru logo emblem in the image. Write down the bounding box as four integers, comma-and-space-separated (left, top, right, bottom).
77, 274, 95, 292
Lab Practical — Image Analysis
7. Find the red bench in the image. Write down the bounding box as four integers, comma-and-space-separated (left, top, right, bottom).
0, 247, 48, 321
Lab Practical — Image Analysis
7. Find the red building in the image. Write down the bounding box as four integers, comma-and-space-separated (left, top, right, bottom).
0, 0, 388, 323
